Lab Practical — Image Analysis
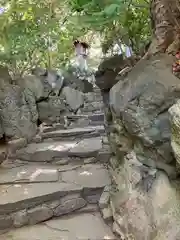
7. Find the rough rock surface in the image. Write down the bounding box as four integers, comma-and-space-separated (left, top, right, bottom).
96, 53, 180, 239
169, 100, 180, 170
0, 116, 115, 240
61, 86, 84, 112
37, 96, 66, 123
63, 66, 94, 93
1, 213, 115, 240
95, 54, 132, 91
0, 67, 37, 140
0, 84, 37, 140
0, 65, 103, 140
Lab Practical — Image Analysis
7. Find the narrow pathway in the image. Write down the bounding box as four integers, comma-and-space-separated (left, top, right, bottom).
0, 114, 117, 239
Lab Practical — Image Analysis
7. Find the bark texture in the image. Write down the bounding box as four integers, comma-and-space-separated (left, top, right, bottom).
151, 0, 180, 52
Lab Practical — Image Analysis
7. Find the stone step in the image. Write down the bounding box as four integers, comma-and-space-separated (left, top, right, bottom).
12, 137, 106, 162
40, 114, 104, 132
40, 126, 105, 140
1, 212, 116, 240
0, 163, 110, 230
64, 113, 104, 121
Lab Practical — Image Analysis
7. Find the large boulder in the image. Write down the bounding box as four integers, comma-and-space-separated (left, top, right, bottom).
61, 87, 84, 112
0, 67, 37, 140
98, 53, 180, 239
22, 75, 44, 100
37, 96, 66, 124
95, 54, 128, 91
169, 100, 180, 170
0, 84, 37, 140
111, 152, 180, 240
32, 67, 64, 97
109, 54, 179, 168
63, 68, 94, 93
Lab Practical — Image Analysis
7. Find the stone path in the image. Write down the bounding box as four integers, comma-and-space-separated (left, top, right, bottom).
0, 114, 117, 239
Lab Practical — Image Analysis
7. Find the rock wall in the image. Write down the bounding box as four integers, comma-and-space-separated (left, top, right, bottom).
96, 53, 180, 239
0, 66, 103, 141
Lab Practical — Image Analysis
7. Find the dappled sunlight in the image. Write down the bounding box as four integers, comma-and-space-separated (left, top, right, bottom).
14, 184, 21, 187
29, 168, 57, 181
24, 188, 29, 195
104, 235, 114, 239
17, 170, 27, 178
40, 142, 77, 151
79, 171, 93, 176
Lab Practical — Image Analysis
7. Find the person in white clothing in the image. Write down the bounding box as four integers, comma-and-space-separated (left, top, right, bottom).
74, 40, 89, 71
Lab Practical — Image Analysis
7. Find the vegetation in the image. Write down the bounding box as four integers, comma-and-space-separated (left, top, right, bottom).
68, 0, 151, 54
0, 0, 179, 78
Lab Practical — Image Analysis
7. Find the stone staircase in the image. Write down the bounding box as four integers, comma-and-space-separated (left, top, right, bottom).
0, 113, 117, 239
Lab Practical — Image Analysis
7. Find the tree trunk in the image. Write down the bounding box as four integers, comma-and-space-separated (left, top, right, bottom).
150, 0, 180, 53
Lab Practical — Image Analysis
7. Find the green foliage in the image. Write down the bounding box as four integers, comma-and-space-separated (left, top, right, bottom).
0, 0, 85, 78
0, 0, 151, 78
68, 0, 151, 54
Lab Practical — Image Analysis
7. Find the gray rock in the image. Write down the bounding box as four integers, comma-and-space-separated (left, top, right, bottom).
169, 100, 180, 170
68, 137, 102, 157
0, 84, 37, 140
15, 140, 77, 161
95, 54, 125, 90
97, 148, 111, 163
54, 195, 87, 216
45, 69, 64, 95
84, 157, 97, 164
0, 182, 82, 214
61, 164, 110, 189
1, 213, 116, 240
76, 204, 99, 213
41, 126, 104, 139
13, 210, 29, 228
8, 138, 27, 153
99, 54, 180, 239
63, 70, 94, 93
28, 205, 53, 225
32, 67, 64, 97
31, 134, 42, 143
0, 165, 59, 184
22, 75, 44, 100
110, 55, 179, 164
0, 215, 13, 230
37, 96, 66, 124
61, 86, 84, 112
99, 190, 110, 209
101, 207, 113, 222
85, 194, 101, 204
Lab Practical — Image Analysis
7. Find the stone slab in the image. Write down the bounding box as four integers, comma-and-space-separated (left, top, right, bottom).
41, 126, 104, 139
1, 213, 116, 240
99, 190, 110, 209
8, 138, 27, 152
0, 164, 110, 215
62, 164, 111, 189
68, 137, 102, 157
0, 182, 82, 214
89, 113, 104, 122
0, 165, 59, 184
15, 141, 77, 161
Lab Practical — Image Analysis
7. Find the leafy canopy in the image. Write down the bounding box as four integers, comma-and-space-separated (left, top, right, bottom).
0, 0, 151, 77
0, 0, 85, 77
68, 0, 151, 54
